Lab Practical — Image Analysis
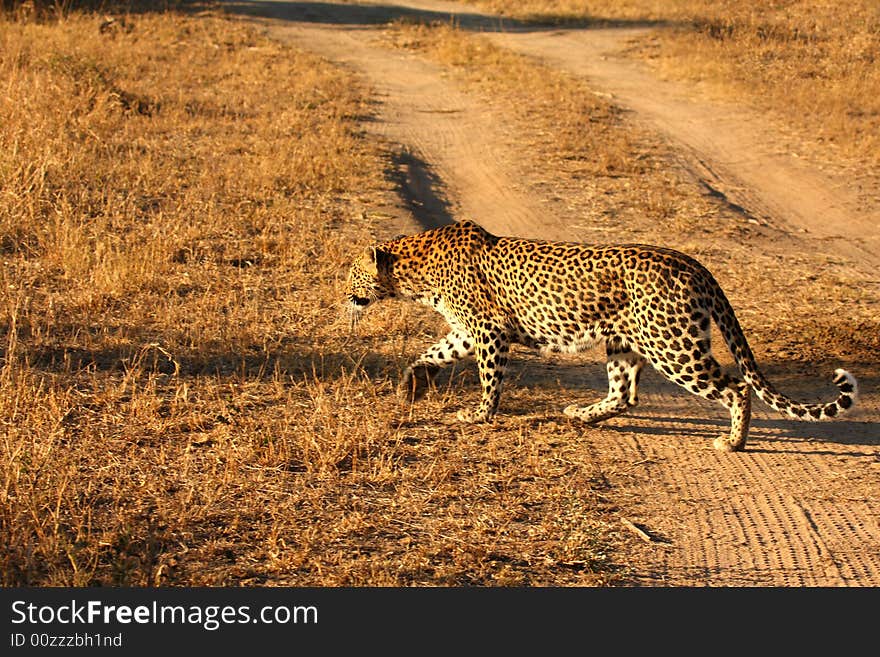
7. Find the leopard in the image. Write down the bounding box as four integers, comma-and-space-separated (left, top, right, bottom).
344, 220, 858, 451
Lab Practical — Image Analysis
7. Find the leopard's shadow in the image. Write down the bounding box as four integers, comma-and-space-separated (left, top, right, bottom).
417, 352, 880, 450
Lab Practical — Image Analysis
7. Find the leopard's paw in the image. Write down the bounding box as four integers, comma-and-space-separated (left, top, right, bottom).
456, 408, 491, 423
398, 364, 437, 403
712, 435, 746, 452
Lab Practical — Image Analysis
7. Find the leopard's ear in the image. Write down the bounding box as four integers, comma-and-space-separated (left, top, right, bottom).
363, 246, 393, 275
361, 246, 379, 277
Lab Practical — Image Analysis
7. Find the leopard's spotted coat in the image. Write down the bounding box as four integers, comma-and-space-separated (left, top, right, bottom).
345, 221, 858, 451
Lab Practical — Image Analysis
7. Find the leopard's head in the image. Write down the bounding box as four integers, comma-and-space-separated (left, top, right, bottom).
345, 246, 396, 331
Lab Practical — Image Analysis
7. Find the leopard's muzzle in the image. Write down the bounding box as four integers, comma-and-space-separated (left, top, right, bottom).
346, 295, 371, 332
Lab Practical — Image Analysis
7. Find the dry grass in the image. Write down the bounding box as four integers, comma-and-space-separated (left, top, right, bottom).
464, 0, 880, 168
4, 2, 877, 589
382, 20, 707, 234
0, 8, 622, 586
387, 19, 634, 175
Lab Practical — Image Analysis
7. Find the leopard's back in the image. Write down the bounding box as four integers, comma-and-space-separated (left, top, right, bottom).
476, 237, 714, 354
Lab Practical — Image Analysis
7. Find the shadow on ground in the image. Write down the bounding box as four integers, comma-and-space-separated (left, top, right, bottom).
220, 0, 671, 32
14, 334, 878, 450
388, 148, 455, 229
13, 338, 396, 382
503, 352, 880, 447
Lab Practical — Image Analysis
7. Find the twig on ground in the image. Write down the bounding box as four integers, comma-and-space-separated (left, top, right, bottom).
621, 517, 654, 543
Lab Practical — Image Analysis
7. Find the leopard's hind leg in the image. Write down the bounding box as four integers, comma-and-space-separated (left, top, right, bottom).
667, 360, 752, 452
564, 339, 645, 424
645, 345, 752, 452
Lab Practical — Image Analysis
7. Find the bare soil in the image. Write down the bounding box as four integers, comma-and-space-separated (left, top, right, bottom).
226, 0, 880, 586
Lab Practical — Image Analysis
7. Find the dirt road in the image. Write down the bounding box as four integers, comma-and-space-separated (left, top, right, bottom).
487, 26, 880, 274
225, 0, 880, 586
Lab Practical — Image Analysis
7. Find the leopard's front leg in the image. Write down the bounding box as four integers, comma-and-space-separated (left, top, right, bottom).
399, 329, 474, 402
456, 327, 509, 423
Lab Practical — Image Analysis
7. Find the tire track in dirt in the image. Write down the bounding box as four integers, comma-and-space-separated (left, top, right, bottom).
382, 0, 880, 272
484, 26, 880, 274
227, 0, 880, 586
589, 380, 880, 586
228, 4, 568, 241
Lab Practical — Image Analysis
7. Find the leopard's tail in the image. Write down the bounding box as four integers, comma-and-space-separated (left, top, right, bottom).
710, 291, 858, 421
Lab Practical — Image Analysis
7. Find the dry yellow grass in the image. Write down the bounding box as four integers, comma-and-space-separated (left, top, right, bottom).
0, 9, 378, 585
382, 19, 705, 232
4, 2, 877, 589
0, 8, 621, 586
464, 0, 880, 167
